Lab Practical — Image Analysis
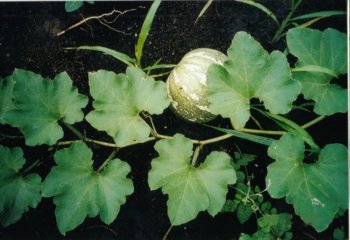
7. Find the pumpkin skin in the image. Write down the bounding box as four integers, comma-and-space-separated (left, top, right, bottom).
166, 48, 227, 123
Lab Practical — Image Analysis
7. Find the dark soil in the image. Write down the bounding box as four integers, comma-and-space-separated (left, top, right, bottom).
0, 1, 347, 240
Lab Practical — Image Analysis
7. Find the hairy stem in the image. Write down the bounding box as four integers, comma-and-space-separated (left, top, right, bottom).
58, 115, 325, 149
97, 149, 118, 172
301, 115, 325, 128
162, 224, 174, 240
22, 159, 42, 175
191, 145, 202, 166
240, 128, 285, 135
62, 121, 86, 140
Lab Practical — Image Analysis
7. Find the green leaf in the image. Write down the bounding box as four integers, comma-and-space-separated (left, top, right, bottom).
239, 233, 253, 240
237, 202, 253, 224
221, 199, 238, 212
266, 134, 348, 232
73, 46, 136, 66
207, 31, 301, 129
135, 0, 161, 67
42, 141, 133, 235
258, 213, 292, 236
65, 1, 83, 12
4, 69, 88, 146
240, 231, 274, 240
86, 67, 169, 147
0, 145, 41, 227
0, 76, 15, 124
333, 227, 345, 240
148, 134, 236, 225
287, 28, 347, 115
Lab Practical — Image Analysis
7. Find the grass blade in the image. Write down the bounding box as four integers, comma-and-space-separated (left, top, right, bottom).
257, 110, 320, 150
143, 63, 176, 71
292, 65, 338, 78
72, 46, 136, 66
135, 0, 161, 67
235, 0, 279, 25
290, 10, 345, 21
195, 0, 214, 24
205, 125, 275, 146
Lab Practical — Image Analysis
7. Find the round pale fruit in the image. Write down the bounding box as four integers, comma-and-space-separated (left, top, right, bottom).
166, 48, 227, 123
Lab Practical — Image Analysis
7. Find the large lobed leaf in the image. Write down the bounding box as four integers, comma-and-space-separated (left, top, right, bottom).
266, 134, 348, 232
148, 134, 236, 225
287, 28, 347, 115
0, 145, 41, 227
86, 66, 169, 147
0, 76, 15, 124
4, 69, 88, 146
207, 31, 301, 129
41, 141, 134, 235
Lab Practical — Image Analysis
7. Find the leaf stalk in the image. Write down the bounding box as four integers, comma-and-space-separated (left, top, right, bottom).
97, 149, 118, 172
59, 115, 325, 150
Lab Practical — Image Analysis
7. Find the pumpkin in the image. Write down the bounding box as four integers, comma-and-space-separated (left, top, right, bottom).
166, 48, 227, 123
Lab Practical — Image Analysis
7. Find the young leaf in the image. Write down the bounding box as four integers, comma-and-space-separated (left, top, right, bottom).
207, 31, 301, 129
240, 231, 274, 240
287, 28, 347, 115
4, 69, 88, 146
0, 76, 15, 124
86, 67, 169, 147
148, 134, 236, 225
41, 141, 133, 235
266, 134, 348, 232
65, 1, 83, 12
237, 202, 253, 224
258, 213, 292, 236
0, 145, 41, 227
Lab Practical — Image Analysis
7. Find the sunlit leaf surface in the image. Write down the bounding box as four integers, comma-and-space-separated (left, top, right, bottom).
5, 69, 88, 146
207, 31, 300, 129
0, 145, 41, 227
86, 66, 169, 147
148, 134, 236, 225
266, 134, 348, 232
42, 141, 134, 234
287, 28, 347, 115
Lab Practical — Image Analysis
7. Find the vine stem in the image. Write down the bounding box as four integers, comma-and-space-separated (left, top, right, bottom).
22, 159, 42, 175
191, 145, 202, 166
97, 149, 118, 172
61, 121, 86, 140
59, 115, 325, 149
301, 115, 325, 128
162, 225, 174, 240
240, 128, 284, 135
